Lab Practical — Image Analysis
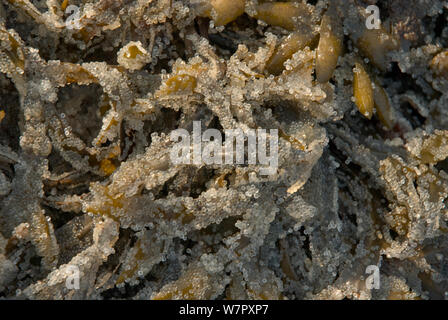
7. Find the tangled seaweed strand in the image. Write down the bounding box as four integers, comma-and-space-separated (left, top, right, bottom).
0, 0, 448, 300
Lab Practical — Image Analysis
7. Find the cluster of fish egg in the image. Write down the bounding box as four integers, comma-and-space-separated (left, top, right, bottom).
0, 0, 448, 300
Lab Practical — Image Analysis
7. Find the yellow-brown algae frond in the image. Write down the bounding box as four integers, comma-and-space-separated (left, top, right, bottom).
247, 283, 283, 300
373, 80, 394, 130
356, 28, 399, 72
378, 156, 417, 235
204, 0, 246, 27
3, 0, 448, 301
117, 41, 151, 71
418, 271, 448, 300
72, 27, 97, 44
155, 59, 206, 97
430, 50, 448, 79
99, 159, 116, 176
92, 144, 121, 177
279, 128, 306, 151
58, 62, 98, 85
252, 2, 313, 31
61, 0, 69, 11
266, 31, 316, 76
386, 277, 421, 300
384, 206, 409, 236
116, 239, 145, 285
152, 264, 219, 300
163, 74, 197, 94
6, 0, 45, 26
84, 184, 126, 222
225, 273, 248, 299
415, 130, 448, 164
29, 209, 60, 270
116, 231, 170, 285
353, 62, 374, 119
245, 267, 284, 300
0, 27, 26, 73
316, 7, 343, 83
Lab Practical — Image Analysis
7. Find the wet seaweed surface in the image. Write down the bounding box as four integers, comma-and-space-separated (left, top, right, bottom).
0, 0, 448, 300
